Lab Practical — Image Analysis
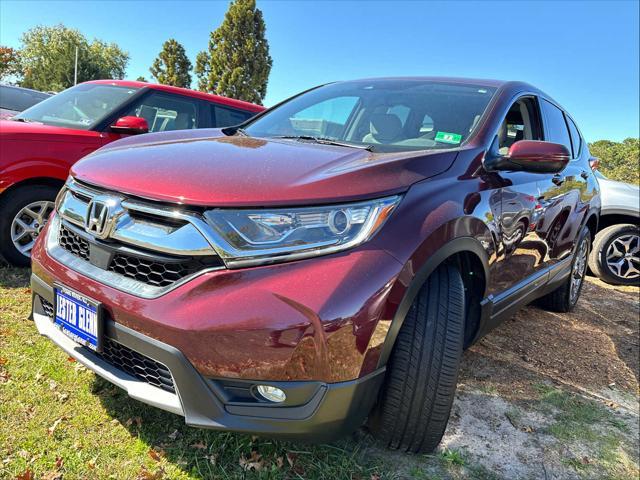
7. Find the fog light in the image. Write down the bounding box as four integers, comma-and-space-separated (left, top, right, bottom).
256, 385, 286, 403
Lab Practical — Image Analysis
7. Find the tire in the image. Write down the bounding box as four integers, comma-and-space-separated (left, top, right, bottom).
588, 224, 639, 286
369, 264, 465, 453
537, 226, 591, 313
0, 185, 58, 267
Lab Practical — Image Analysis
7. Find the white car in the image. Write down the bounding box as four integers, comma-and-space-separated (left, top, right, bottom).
589, 171, 639, 285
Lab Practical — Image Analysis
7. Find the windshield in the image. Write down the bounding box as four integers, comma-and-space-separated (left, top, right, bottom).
243, 80, 497, 152
14, 83, 140, 130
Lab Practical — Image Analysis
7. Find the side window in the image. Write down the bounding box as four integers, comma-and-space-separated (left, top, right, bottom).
212, 105, 255, 127
125, 93, 198, 133
498, 98, 543, 155
565, 115, 582, 159
540, 99, 572, 153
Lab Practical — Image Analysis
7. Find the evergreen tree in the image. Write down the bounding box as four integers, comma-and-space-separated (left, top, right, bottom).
149, 39, 192, 88
195, 0, 272, 104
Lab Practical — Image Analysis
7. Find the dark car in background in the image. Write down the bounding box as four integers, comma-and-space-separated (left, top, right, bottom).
0, 80, 264, 265
30, 77, 599, 453
0, 84, 51, 119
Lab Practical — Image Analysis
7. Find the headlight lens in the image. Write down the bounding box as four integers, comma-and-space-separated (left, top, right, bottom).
204, 196, 401, 267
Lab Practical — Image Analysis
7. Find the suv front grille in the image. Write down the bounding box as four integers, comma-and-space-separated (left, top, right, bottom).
59, 224, 90, 261
38, 297, 175, 394
58, 223, 220, 288
108, 253, 203, 288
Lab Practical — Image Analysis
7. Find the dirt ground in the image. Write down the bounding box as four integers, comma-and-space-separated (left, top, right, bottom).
427, 276, 640, 479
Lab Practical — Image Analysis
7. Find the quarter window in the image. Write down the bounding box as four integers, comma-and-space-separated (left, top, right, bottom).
540, 99, 572, 154
212, 105, 255, 127
566, 115, 582, 158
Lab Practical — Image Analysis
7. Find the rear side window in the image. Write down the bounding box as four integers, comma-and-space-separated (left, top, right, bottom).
565, 116, 582, 158
540, 99, 572, 153
125, 92, 198, 132
212, 105, 255, 127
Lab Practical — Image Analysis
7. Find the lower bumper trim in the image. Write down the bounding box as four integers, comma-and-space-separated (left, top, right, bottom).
32, 310, 183, 416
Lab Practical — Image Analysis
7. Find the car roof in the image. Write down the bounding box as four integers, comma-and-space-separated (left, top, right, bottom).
85, 79, 264, 112
339, 76, 509, 88
0, 84, 52, 96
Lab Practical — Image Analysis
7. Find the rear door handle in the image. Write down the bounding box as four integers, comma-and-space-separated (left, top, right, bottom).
552, 174, 565, 186
580, 170, 589, 179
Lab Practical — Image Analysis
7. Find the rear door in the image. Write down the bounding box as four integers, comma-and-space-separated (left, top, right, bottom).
535, 99, 588, 266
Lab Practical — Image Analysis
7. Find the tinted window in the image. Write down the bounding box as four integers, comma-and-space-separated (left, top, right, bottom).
212, 105, 255, 127
0, 86, 50, 112
566, 116, 582, 158
243, 80, 497, 153
126, 93, 198, 132
14, 83, 138, 129
541, 99, 572, 153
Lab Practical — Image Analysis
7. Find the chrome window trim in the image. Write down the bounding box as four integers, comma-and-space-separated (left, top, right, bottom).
46, 215, 223, 299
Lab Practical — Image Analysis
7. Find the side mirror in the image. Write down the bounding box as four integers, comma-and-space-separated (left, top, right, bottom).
110, 116, 149, 135
484, 140, 570, 174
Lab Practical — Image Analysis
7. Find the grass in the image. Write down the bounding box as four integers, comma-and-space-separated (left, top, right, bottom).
534, 383, 639, 479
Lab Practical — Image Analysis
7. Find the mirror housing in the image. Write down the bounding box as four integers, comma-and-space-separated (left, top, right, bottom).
110, 116, 149, 135
484, 140, 570, 174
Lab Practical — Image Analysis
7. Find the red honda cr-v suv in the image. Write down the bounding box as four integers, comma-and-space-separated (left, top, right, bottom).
30, 77, 600, 453
0, 79, 263, 266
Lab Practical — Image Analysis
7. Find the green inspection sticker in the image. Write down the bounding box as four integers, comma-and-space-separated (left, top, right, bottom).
435, 131, 462, 144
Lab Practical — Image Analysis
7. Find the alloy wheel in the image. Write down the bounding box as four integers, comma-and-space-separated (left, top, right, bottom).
10, 200, 55, 258
605, 233, 640, 281
569, 237, 588, 304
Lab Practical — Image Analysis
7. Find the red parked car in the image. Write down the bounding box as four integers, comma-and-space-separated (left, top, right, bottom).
30, 78, 599, 452
0, 80, 263, 265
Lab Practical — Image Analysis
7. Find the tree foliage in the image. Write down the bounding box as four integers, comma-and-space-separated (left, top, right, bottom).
149, 38, 192, 88
589, 138, 639, 185
18, 24, 128, 92
0, 46, 21, 82
135, 76, 148, 82
195, 0, 272, 104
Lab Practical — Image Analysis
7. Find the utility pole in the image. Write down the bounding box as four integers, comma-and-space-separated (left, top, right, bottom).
74, 46, 78, 85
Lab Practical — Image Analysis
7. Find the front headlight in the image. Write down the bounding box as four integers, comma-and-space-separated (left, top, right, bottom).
204, 196, 401, 267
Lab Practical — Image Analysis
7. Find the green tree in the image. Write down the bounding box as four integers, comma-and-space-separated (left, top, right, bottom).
149, 38, 192, 88
589, 138, 639, 185
18, 24, 128, 92
0, 46, 21, 82
135, 76, 148, 82
195, 0, 272, 104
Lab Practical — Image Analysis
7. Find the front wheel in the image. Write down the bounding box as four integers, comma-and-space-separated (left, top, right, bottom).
369, 264, 465, 453
588, 224, 639, 286
0, 186, 58, 266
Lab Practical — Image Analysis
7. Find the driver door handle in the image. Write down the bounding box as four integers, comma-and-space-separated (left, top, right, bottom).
552, 174, 565, 186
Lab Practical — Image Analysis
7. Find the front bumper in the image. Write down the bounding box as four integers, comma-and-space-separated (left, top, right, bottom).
31, 274, 386, 440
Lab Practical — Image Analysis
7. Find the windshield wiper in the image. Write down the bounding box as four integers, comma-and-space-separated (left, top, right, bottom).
275, 135, 374, 151
11, 117, 30, 122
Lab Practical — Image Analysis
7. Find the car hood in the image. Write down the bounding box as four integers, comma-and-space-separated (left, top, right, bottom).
0, 119, 99, 142
599, 177, 640, 215
71, 129, 459, 207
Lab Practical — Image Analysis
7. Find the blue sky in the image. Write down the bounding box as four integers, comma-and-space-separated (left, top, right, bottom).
1, 0, 638, 142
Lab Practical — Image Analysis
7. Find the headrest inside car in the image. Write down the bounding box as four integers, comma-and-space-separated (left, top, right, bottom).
369, 113, 402, 142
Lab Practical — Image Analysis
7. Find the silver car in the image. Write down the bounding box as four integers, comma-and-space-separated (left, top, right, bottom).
589, 171, 639, 285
